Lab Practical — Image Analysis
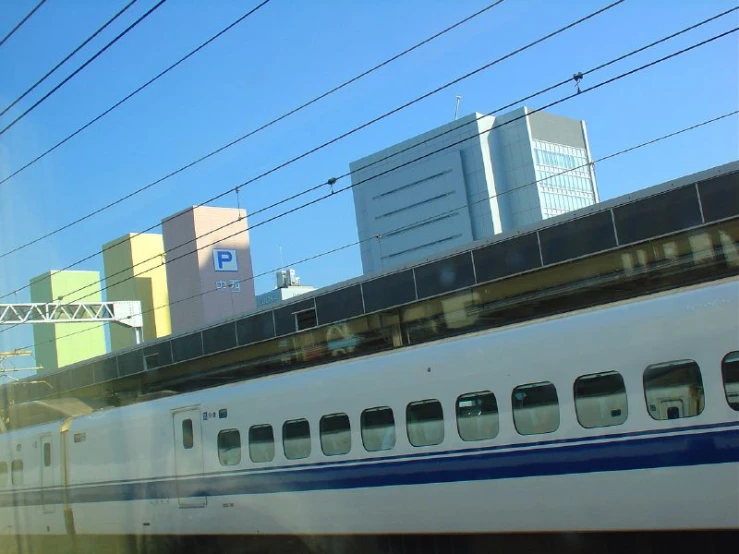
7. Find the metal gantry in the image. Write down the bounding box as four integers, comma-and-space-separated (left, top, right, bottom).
0, 301, 144, 344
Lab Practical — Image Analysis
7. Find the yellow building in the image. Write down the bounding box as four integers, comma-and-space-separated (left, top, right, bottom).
103, 233, 171, 351
30, 270, 107, 371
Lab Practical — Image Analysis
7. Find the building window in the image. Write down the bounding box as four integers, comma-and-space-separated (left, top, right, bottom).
11, 460, 23, 486
643, 360, 704, 420
182, 419, 194, 449
43, 443, 51, 467
406, 399, 444, 447
295, 309, 317, 331
249, 425, 275, 463
320, 413, 351, 456
533, 140, 590, 175
574, 371, 628, 428
456, 391, 499, 441
361, 406, 396, 452
283, 419, 311, 460
217, 429, 241, 466
512, 382, 560, 435
721, 352, 739, 411
0, 462, 7, 488
144, 353, 159, 370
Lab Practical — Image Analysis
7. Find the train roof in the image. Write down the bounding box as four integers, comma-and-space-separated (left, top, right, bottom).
1, 161, 737, 420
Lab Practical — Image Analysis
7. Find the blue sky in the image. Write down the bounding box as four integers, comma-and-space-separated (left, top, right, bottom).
0, 0, 737, 369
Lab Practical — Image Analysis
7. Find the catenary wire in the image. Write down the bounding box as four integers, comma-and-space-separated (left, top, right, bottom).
0, 0, 626, 301
13, 109, 736, 352
0, 0, 47, 49
3, 24, 733, 336
0, 0, 276, 187
0, 7, 726, 310
0, 0, 170, 137
0, 0, 509, 248
8, 0, 737, 279
0, 0, 141, 117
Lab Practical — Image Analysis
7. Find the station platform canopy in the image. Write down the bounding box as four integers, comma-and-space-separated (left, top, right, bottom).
1, 162, 737, 426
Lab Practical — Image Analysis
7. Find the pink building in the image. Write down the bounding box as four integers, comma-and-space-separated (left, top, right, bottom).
162, 206, 256, 334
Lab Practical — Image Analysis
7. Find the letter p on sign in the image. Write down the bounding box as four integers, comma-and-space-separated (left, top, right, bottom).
213, 249, 238, 272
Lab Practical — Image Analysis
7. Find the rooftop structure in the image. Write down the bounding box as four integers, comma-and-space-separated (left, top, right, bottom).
256, 269, 316, 308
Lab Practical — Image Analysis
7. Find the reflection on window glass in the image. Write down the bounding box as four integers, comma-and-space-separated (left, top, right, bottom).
43, 442, 51, 467
320, 413, 351, 456
456, 391, 499, 441
512, 382, 560, 435
574, 371, 628, 428
721, 352, 739, 411
0, 462, 7, 488
217, 429, 241, 466
644, 360, 704, 420
182, 419, 194, 449
249, 425, 275, 463
11, 460, 23, 486
361, 407, 396, 452
533, 140, 595, 220
283, 419, 311, 460
407, 399, 444, 447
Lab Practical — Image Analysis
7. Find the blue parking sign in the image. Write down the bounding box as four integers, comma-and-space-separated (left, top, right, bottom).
213, 249, 238, 272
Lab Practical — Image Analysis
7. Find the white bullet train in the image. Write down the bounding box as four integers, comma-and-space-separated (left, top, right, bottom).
1, 276, 737, 550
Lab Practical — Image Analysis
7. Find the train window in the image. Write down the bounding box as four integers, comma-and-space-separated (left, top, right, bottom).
217, 429, 242, 466
249, 425, 275, 463
182, 419, 194, 449
721, 352, 739, 411
283, 419, 311, 460
574, 371, 628, 428
320, 413, 351, 456
407, 399, 444, 447
0, 462, 7, 487
456, 391, 499, 441
11, 460, 23, 486
43, 443, 52, 467
644, 360, 704, 420
361, 406, 396, 452
512, 382, 560, 435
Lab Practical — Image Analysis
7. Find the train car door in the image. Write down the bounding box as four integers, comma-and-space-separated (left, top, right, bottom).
172, 407, 206, 508
39, 434, 55, 514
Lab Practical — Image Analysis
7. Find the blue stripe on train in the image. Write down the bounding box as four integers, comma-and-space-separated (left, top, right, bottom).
3, 426, 738, 508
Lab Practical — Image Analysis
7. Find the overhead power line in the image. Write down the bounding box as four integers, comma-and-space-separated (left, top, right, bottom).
0, 0, 47, 49
2, 24, 732, 329
13, 109, 736, 352
0, 0, 624, 300
0, 0, 141, 118
0, 2, 722, 306
0, 0, 170, 137
0, 0, 276, 186
7, 2, 738, 280
0, 0, 508, 245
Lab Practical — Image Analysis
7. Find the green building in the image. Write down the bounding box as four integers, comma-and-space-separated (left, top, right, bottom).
29, 270, 107, 371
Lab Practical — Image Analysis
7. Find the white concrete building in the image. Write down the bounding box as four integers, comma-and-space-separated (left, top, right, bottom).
256, 269, 315, 308
350, 106, 599, 274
